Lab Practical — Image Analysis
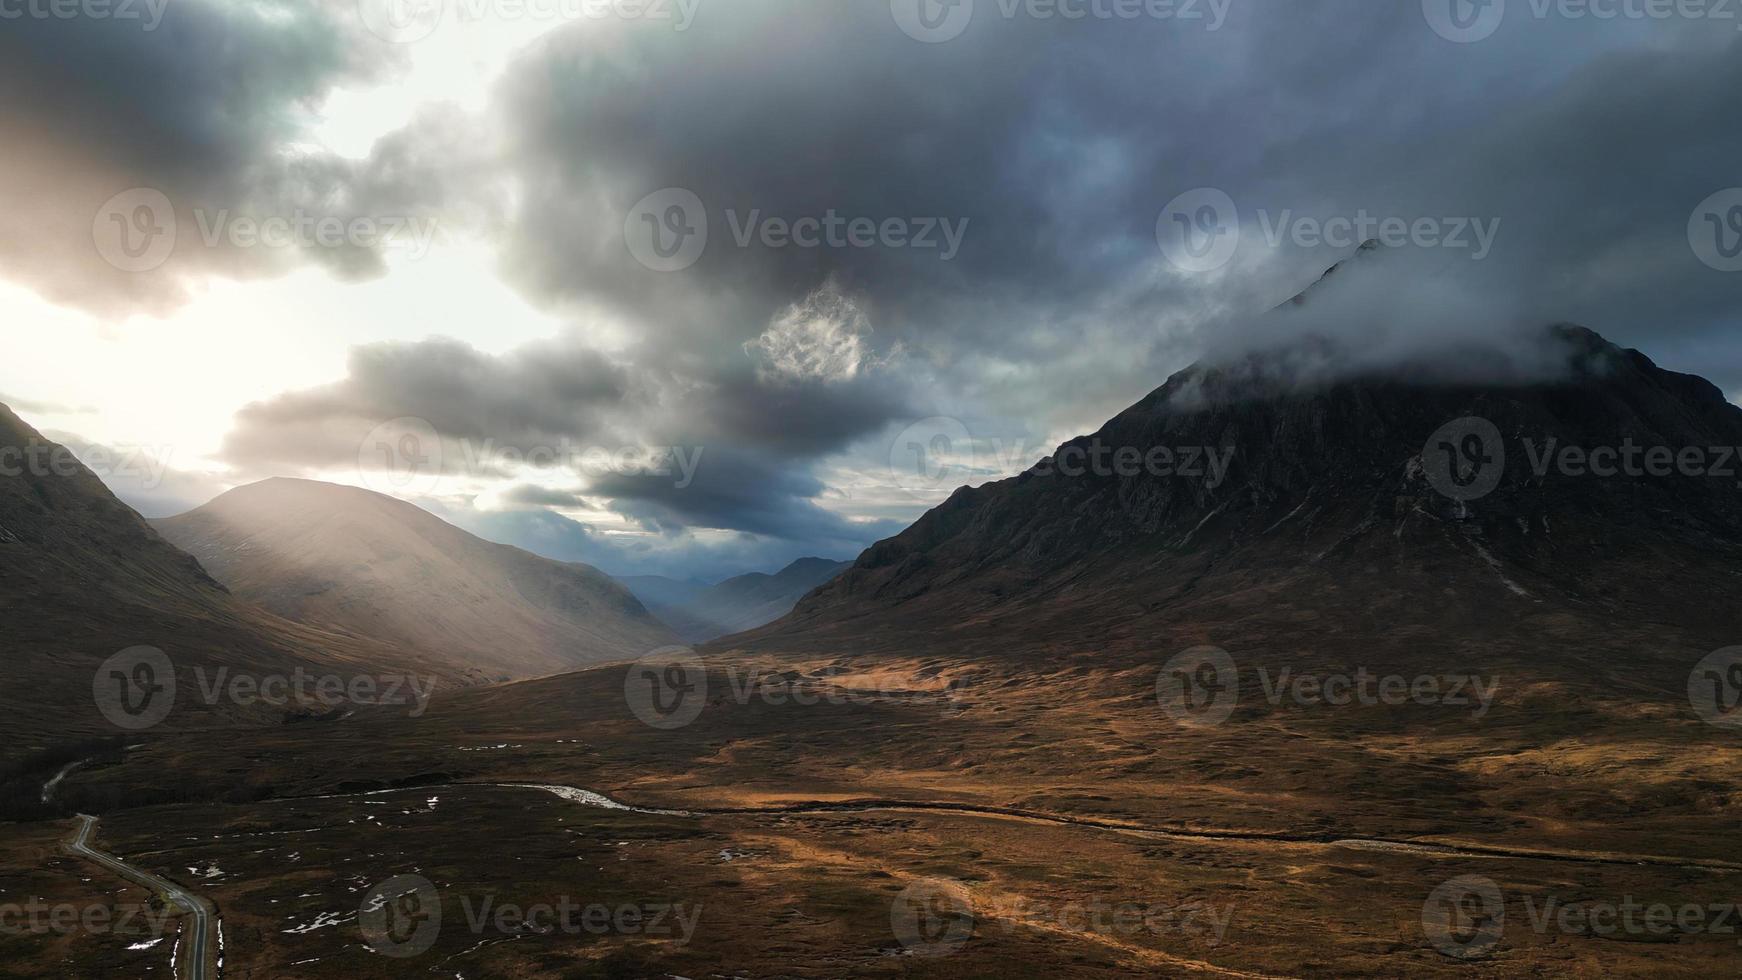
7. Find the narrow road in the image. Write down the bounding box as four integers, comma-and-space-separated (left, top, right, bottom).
67, 814, 218, 980
262, 782, 1742, 874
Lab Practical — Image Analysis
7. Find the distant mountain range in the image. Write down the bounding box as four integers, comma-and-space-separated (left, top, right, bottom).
154, 478, 677, 681
623, 558, 851, 642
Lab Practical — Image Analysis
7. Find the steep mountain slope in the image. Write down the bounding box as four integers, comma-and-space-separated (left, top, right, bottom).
756, 323, 1742, 665
155, 479, 678, 679
0, 405, 445, 757
626, 558, 851, 642
685, 320, 1742, 863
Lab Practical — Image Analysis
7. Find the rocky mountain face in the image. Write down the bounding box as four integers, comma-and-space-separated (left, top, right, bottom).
758, 325, 1742, 674
0, 407, 441, 755
628, 558, 851, 642
155, 478, 678, 680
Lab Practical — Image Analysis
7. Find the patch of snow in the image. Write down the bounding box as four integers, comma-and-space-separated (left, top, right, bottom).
282, 910, 352, 934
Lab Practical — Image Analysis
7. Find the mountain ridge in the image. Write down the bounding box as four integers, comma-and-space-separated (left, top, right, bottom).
626, 557, 852, 642
745, 322, 1742, 658
0, 406, 453, 756
154, 478, 678, 680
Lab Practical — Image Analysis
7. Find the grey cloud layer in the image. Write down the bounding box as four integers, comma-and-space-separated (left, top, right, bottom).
9, 2, 1740, 573
0, 1, 409, 312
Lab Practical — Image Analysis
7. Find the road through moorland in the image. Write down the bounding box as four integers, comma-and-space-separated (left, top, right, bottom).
67, 814, 217, 980
265, 781, 1742, 875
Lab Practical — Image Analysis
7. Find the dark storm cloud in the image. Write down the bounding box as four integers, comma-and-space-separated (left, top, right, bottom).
588, 447, 897, 544
0, 0, 402, 313
482, 2, 1742, 431
1192, 27, 1742, 390
221, 335, 634, 471
493, 1, 1231, 347
14, 1, 1740, 569
218, 2, 1742, 566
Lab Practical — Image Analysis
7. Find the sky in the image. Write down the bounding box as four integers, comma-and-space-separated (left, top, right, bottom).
2, 0, 1739, 580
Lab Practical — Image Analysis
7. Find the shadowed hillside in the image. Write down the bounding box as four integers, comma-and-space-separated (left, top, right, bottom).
156, 479, 678, 680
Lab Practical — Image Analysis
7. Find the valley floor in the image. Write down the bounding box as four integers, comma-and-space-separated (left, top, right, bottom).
11, 643, 1742, 977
